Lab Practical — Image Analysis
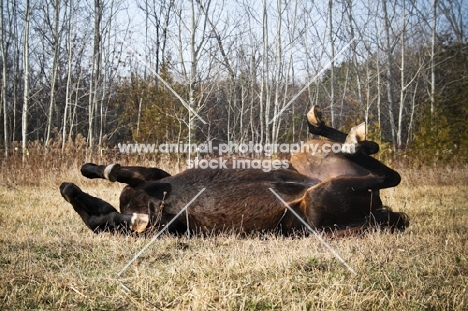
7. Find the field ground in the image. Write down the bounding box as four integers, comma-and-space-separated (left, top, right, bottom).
0, 163, 467, 310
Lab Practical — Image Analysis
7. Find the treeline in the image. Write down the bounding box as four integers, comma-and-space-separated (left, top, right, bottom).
0, 0, 467, 165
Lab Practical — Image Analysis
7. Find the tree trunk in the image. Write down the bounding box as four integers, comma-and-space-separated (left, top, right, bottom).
262, 0, 270, 145
271, 0, 282, 146
22, 0, 31, 158
45, 0, 61, 146
328, 0, 336, 127
382, 0, 397, 147
376, 48, 382, 140
430, 0, 437, 117
62, 0, 73, 149
188, 0, 196, 150
397, 0, 406, 149
0, 0, 8, 156
88, 0, 102, 148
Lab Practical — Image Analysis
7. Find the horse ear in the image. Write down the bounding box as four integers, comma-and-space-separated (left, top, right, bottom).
143, 182, 172, 200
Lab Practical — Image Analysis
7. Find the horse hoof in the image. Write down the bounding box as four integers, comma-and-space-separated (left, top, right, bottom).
354, 122, 366, 142
104, 164, 121, 182
307, 105, 323, 127
342, 123, 366, 154
60, 182, 81, 202
131, 213, 149, 233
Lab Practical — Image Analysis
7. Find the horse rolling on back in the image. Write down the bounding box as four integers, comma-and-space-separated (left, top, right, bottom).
60, 106, 409, 236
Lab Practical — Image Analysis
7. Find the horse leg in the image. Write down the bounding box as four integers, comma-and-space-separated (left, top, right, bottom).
368, 207, 410, 232
303, 106, 406, 231
307, 105, 400, 187
300, 174, 408, 231
307, 106, 379, 156
333, 143, 401, 189
59, 182, 148, 233
81, 163, 171, 186
80, 163, 121, 181
80, 164, 171, 227
307, 105, 348, 143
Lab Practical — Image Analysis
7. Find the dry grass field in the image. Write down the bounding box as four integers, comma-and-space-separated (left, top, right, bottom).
1, 155, 467, 310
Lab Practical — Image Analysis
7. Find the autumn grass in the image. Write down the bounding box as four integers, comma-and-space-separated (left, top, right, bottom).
0, 154, 467, 310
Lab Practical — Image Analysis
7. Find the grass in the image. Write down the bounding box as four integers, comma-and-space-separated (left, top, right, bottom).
0, 155, 467, 310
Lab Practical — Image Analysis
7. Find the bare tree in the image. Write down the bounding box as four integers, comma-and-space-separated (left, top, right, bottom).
430, 0, 438, 116
173, 0, 210, 147
439, 0, 466, 42
138, 0, 175, 76
1, 0, 6, 155
344, 0, 365, 125
0, 0, 464, 156
396, 0, 407, 149
22, 0, 31, 158
87, 0, 103, 148
260, 0, 270, 145
10, 0, 20, 143
382, 0, 398, 147
270, 0, 283, 146
44, 0, 62, 146
62, 0, 72, 148
328, 0, 336, 127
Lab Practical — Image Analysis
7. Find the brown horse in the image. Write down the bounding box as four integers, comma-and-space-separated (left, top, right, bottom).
60, 106, 408, 236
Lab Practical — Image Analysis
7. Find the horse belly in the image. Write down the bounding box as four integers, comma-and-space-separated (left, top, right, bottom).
186, 198, 287, 233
